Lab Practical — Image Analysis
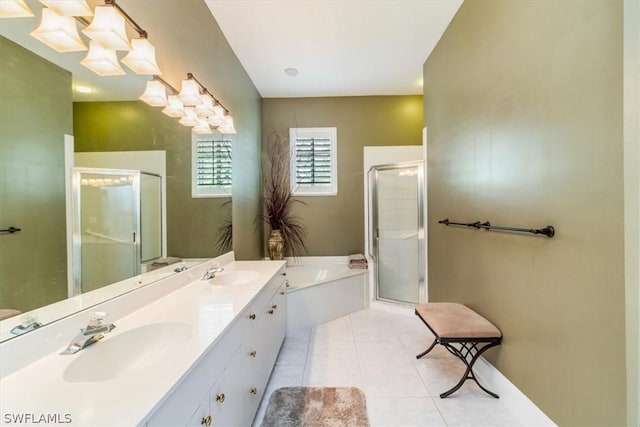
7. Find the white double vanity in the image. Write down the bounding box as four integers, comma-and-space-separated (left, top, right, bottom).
0, 253, 287, 426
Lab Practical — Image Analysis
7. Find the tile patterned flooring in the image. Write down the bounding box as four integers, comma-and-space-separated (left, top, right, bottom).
252, 307, 524, 427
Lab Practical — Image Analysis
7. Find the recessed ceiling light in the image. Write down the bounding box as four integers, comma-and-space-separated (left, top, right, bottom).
75, 85, 92, 93
284, 67, 298, 76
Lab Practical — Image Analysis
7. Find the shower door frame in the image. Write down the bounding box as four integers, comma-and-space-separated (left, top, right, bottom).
368, 160, 426, 305
71, 167, 142, 297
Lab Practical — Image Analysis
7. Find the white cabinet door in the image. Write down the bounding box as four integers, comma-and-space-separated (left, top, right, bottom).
209, 347, 248, 427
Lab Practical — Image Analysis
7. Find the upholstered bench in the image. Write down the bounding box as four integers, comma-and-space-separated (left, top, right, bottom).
414, 302, 502, 398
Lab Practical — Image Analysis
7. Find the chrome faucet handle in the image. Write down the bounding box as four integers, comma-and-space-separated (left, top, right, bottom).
87, 311, 108, 329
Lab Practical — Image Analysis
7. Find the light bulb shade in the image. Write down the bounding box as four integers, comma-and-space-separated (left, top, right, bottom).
193, 118, 213, 134
122, 38, 162, 75
80, 41, 125, 76
178, 79, 203, 106
218, 115, 236, 134
212, 104, 225, 118
82, 6, 130, 50
162, 95, 185, 117
179, 107, 199, 127
39, 0, 92, 16
195, 94, 217, 117
30, 8, 86, 52
139, 80, 167, 107
208, 115, 225, 127
0, 0, 34, 17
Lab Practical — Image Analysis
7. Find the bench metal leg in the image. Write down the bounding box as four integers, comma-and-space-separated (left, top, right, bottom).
416, 337, 438, 359
440, 341, 501, 399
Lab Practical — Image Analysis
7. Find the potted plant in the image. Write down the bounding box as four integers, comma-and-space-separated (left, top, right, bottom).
258, 132, 307, 259
214, 200, 233, 254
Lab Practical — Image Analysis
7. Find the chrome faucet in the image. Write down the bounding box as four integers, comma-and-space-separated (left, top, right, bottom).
61, 311, 116, 355
10, 315, 42, 336
202, 264, 224, 280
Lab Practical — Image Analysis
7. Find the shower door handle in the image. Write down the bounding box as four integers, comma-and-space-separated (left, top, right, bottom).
368, 228, 378, 261
367, 168, 377, 261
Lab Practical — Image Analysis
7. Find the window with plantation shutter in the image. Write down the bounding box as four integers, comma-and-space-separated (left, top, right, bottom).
289, 127, 337, 196
191, 135, 232, 198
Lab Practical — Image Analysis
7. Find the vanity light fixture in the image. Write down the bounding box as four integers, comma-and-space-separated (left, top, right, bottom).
30, 8, 87, 52
141, 72, 236, 134
28, 0, 162, 77
179, 107, 199, 127
195, 93, 217, 117
0, 0, 34, 18
80, 40, 125, 76
39, 0, 92, 17
82, 5, 129, 50
208, 115, 225, 127
122, 38, 161, 75
193, 118, 213, 135
139, 79, 168, 107
178, 78, 203, 106
162, 95, 186, 118
218, 115, 237, 135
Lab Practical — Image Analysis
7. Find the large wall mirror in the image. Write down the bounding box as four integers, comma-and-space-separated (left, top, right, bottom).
0, 1, 232, 342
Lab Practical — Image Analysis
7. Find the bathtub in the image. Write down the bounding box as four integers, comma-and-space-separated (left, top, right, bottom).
285, 256, 368, 334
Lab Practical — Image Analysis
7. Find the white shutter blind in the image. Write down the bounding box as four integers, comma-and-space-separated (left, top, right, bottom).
294, 136, 332, 185
289, 127, 337, 196
195, 138, 232, 188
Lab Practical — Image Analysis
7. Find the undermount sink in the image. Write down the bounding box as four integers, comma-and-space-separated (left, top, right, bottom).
206, 270, 259, 286
63, 322, 192, 383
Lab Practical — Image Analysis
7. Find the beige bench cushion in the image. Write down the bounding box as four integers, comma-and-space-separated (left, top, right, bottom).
415, 303, 501, 339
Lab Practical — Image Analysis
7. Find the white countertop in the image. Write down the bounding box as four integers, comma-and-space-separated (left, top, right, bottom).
0, 260, 285, 427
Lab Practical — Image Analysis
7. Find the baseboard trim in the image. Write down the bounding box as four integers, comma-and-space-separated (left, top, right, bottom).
474, 356, 557, 426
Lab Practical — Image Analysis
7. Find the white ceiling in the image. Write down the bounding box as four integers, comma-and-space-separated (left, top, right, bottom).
205, 0, 462, 98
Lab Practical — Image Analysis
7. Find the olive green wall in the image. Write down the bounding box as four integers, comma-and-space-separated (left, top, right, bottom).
624, 2, 640, 425
262, 96, 423, 256
0, 36, 71, 313
74, 101, 233, 259
423, 1, 625, 426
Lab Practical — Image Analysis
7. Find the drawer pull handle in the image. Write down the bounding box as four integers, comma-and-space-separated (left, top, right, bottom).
201, 415, 212, 426
250, 387, 258, 395
272, 304, 278, 309
268, 309, 274, 315
280, 291, 285, 295
249, 313, 256, 320
216, 393, 225, 403
249, 350, 257, 357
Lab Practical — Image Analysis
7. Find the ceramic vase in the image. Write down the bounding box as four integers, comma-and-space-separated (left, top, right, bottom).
267, 229, 285, 260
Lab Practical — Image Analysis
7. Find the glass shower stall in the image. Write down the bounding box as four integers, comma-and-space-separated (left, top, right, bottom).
367, 161, 425, 304
71, 168, 162, 295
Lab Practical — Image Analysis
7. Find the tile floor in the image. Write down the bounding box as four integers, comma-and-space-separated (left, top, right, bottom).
252, 307, 525, 427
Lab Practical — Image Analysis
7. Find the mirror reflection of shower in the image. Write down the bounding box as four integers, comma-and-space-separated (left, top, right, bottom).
72, 168, 162, 296
368, 161, 425, 304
